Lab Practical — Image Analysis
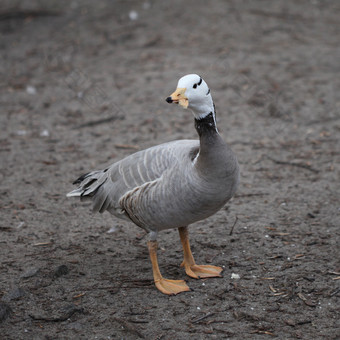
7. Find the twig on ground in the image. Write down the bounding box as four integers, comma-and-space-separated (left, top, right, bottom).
191, 312, 215, 324
266, 155, 319, 173
297, 292, 316, 307
115, 144, 140, 150
330, 287, 340, 297
235, 193, 269, 198
250, 329, 275, 336
74, 115, 123, 129
229, 216, 238, 236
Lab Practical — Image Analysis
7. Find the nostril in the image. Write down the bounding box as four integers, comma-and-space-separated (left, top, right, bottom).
166, 97, 173, 103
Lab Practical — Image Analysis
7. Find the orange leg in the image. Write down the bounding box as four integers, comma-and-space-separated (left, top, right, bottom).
178, 226, 223, 279
147, 240, 191, 295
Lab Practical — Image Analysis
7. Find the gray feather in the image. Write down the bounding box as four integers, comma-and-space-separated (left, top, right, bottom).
67, 136, 239, 233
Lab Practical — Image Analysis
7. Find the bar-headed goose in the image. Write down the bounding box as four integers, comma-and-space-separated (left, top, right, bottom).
67, 74, 239, 295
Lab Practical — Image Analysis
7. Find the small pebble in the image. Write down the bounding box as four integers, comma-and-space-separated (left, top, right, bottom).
20, 267, 40, 279
54, 265, 69, 278
1, 287, 25, 302
40, 129, 50, 137
0, 302, 12, 322
17, 221, 25, 229
26, 86, 37, 95
129, 10, 138, 20
107, 226, 117, 233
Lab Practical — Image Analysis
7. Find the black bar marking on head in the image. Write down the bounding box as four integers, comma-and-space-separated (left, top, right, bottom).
198, 77, 202, 86
206, 88, 210, 95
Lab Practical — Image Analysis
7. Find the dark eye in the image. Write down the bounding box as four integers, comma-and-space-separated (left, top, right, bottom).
193, 84, 197, 89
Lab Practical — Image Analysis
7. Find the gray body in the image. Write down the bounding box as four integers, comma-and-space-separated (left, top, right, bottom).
67, 133, 239, 233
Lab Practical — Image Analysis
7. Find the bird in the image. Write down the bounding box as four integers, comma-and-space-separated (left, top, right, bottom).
67, 74, 239, 295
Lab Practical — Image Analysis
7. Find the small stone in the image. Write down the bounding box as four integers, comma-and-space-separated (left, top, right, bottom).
285, 318, 295, 326
66, 321, 83, 331
26, 85, 37, 95
107, 226, 117, 233
129, 10, 138, 20
17, 221, 25, 229
40, 129, 50, 137
16, 130, 27, 136
0, 302, 12, 322
20, 267, 40, 279
1, 287, 25, 302
54, 265, 69, 278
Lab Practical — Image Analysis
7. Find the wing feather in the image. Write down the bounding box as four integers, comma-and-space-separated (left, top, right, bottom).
67, 140, 199, 221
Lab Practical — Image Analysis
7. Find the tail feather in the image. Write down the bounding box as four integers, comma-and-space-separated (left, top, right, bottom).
67, 170, 108, 205
82, 177, 107, 197
66, 188, 83, 197
72, 172, 91, 185
93, 187, 111, 213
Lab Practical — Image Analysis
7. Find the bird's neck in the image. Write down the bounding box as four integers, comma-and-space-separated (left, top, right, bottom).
194, 109, 226, 172
194, 111, 218, 138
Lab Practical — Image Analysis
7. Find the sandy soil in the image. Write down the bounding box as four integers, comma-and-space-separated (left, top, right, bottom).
1, 0, 339, 339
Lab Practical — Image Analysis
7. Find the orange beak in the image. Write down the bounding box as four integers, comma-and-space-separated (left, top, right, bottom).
165, 88, 188, 108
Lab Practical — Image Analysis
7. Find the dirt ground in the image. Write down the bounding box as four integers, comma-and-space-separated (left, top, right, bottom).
1, 0, 339, 339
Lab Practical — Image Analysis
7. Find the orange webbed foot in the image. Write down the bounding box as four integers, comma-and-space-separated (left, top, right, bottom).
155, 278, 191, 295
181, 263, 223, 279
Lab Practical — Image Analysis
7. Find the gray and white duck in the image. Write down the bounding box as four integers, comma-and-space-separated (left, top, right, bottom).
67, 74, 239, 295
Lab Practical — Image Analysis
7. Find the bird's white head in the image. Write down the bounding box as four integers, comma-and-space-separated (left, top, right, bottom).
166, 74, 214, 119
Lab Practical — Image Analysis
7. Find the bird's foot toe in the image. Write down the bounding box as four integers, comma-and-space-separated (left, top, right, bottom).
155, 278, 191, 295
182, 264, 223, 279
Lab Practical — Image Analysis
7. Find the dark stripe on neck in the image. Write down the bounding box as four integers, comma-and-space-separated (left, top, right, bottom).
194, 112, 217, 137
